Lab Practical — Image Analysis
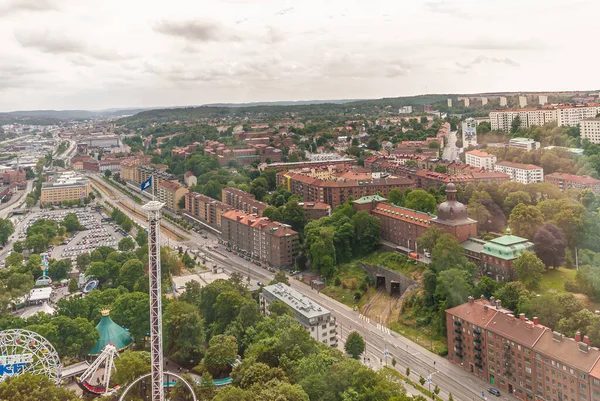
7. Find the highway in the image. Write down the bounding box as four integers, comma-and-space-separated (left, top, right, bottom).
87, 173, 518, 401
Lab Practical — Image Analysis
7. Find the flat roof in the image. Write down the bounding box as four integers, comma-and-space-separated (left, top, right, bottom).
28, 287, 52, 302
263, 283, 330, 319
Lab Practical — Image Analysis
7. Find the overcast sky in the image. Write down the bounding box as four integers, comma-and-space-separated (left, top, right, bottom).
1, 0, 598, 111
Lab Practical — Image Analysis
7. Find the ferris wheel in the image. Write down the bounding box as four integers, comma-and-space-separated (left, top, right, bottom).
0, 329, 61, 384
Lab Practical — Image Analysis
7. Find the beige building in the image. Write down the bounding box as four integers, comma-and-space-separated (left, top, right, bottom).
581, 118, 600, 144
490, 104, 600, 131
40, 171, 90, 206
157, 180, 188, 212
465, 150, 497, 170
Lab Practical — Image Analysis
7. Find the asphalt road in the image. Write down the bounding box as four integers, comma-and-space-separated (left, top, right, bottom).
442, 130, 461, 162
0, 179, 34, 219
88, 174, 519, 401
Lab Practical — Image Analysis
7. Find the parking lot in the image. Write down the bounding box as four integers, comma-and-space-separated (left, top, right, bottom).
10, 207, 127, 263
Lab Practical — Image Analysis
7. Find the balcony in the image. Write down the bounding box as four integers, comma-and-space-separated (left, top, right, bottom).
454, 328, 462, 334
475, 354, 482, 360
474, 329, 481, 335
474, 345, 482, 353
456, 353, 463, 359
454, 336, 462, 343
474, 338, 481, 344
453, 321, 462, 327
455, 344, 463, 351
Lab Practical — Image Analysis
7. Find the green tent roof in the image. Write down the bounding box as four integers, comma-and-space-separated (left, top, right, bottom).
89, 310, 133, 356
353, 195, 387, 204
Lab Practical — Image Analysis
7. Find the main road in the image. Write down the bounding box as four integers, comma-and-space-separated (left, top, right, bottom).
91, 174, 516, 401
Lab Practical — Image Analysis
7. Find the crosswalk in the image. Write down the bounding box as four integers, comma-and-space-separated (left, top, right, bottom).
359, 314, 371, 324
377, 323, 391, 335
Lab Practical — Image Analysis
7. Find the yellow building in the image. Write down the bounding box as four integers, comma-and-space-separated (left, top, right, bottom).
40, 171, 90, 205
157, 180, 188, 212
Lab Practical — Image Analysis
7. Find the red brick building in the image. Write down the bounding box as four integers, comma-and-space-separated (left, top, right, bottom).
277, 168, 414, 208
221, 187, 268, 216
415, 169, 509, 190
545, 172, 600, 194
221, 210, 299, 268
299, 202, 331, 220
183, 191, 230, 230
0, 169, 26, 186
431, 183, 478, 244
447, 297, 600, 401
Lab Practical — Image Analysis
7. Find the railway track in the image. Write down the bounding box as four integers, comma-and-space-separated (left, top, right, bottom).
89, 176, 188, 242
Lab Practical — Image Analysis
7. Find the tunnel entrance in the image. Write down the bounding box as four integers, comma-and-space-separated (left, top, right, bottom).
390, 281, 401, 296
376, 275, 386, 289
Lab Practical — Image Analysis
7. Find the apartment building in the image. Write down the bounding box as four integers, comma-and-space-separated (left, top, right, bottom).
509, 138, 541, 152
0, 169, 26, 186
40, 171, 90, 206
221, 187, 268, 216
157, 180, 188, 212
277, 168, 414, 208
545, 172, 600, 194
414, 170, 509, 190
221, 210, 299, 268
299, 202, 331, 220
466, 150, 497, 170
137, 166, 176, 186
462, 117, 478, 148
490, 104, 600, 131
581, 119, 600, 144
494, 161, 544, 184
260, 283, 337, 347
447, 296, 600, 401
119, 155, 152, 182
183, 191, 230, 230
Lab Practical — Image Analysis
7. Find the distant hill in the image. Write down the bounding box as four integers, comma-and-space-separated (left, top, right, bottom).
204, 99, 360, 107
0, 107, 158, 125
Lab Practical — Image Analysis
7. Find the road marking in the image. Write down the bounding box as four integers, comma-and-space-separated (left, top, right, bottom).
376, 323, 391, 335
359, 314, 371, 323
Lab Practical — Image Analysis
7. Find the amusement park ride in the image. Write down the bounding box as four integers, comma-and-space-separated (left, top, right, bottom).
34, 253, 52, 287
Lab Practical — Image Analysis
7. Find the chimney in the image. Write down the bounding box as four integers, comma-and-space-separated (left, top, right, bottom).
533, 317, 539, 325
480, 294, 485, 301
468, 296, 474, 304
496, 300, 502, 310
584, 336, 591, 346
519, 313, 525, 321
489, 296, 495, 305
575, 332, 582, 343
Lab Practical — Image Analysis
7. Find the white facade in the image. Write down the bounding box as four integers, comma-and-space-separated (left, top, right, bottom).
494, 161, 544, 184
519, 96, 528, 108
260, 283, 338, 347
480, 97, 488, 106
508, 137, 541, 152
465, 151, 497, 170
581, 119, 600, 144
500, 97, 508, 106
461, 118, 478, 148
398, 106, 413, 114
490, 105, 600, 131
447, 98, 453, 108
539, 95, 548, 105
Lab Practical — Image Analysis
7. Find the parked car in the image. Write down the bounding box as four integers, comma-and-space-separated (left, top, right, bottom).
488, 388, 500, 397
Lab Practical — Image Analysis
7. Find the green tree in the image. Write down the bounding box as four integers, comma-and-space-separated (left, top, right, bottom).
61, 213, 82, 232
121, 218, 133, 233
76, 253, 90, 273
503, 191, 532, 215
110, 292, 150, 343
387, 188, 405, 206
405, 190, 437, 214
6, 252, 24, 269
27, 315, 98, 358
514, 251, 545, 289
164, 300, 206, 365
117, 259, 145, 291
25, 234, 49, 254
48, 259, 71, 281
12, 240, 24, 253
263, 206, 284, 222
283, 200, 306, 233
417, 226, 444, 252
135, 229, 148, 246
112, 351, 151, 385
0, 373, 79, 401
508, 204, 544, 240
351, 211, 381, 255
435, 269, 473, 308
118, 237, 136, 252
0, 218, 14, 245
268, 300, 294, 317
493, 281, 528, 312
511, 115, 522, 133
431, 234, 470, 273
473, 276, 500, 299
104, 169, 112, 178
344, 331, 365, 359
203, 335, 238, 378
269, 270, 290, 286
68, 278, 78, 293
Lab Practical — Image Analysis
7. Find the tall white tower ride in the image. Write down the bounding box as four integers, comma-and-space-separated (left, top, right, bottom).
142, 199, 165, 401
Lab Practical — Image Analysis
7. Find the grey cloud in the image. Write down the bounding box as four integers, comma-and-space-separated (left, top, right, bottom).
0, 0, 57, 16
459, 39, 545, 51
456, 56, 520, 70
424, 1, 468, 18
154, 20, 242, 42
0, 63, 48, 90
15, 30, 136, 61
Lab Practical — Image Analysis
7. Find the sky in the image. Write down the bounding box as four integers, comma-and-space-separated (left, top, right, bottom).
0, 0, 599, 111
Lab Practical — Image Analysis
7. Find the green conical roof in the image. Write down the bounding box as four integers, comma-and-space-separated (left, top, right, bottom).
89, 310, 133, 356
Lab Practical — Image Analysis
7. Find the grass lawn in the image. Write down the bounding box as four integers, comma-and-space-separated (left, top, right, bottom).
539, 268, 600, 311
389, 313, 448, 356
538, 268, 577, 293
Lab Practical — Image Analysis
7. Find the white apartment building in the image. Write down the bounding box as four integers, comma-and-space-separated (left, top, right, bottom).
398, 106, 413, 114
494, 161, 544, 184
581, 118, 600, 144
508, 137, 540, 152
519, 95, 528, 108
260, 283, 338, 347
490, 104, 600, 131
461, 118, 478, 148
465, 150, 497, 170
